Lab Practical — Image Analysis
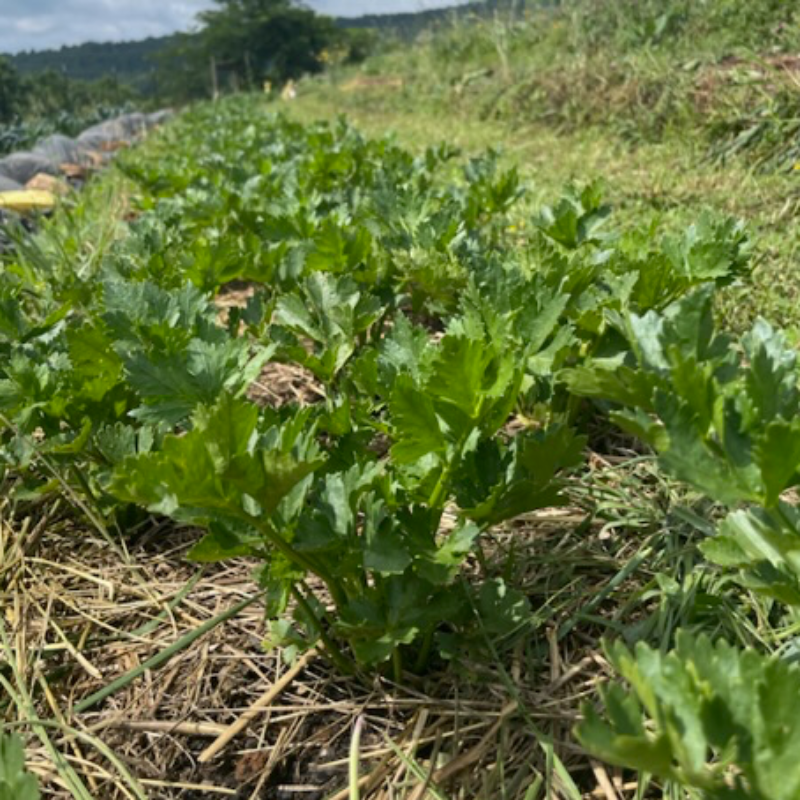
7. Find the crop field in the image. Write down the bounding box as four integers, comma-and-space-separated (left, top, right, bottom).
4, 3, 800, 798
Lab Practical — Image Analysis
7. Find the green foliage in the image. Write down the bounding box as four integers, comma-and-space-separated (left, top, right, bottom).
533, 180, 610, 249
109, 394, 322, 527
271, 273, 384, 383
564, 287, 796, 509
202, 0, 336, 80
564, 284, 800, 605
2, 99, 764, 677
108, 309, 585, 668
22, 71, 138, 122
704, 505, 800, 606
577, 633, 800, 800
104, 279, 273, 425
0, 99, 603, 672
10, 37, 173, 93
564, 0, 799, 53
0, 69, 138, 156
0, 733, 40, 800
3, 0, 800, 789
551, 183, 800, 792
0, 57, 24, 125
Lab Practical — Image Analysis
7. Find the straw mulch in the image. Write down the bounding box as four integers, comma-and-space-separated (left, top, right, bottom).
0, 487, 642, 800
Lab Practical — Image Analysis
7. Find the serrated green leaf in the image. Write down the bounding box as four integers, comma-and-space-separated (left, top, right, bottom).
754, 420, 800, 507
389, 374, 447, 463
580, 633, 800, 799
109, 394, 323, 522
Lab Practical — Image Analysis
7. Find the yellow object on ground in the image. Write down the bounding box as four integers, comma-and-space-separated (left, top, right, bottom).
0, 190, 56, 213
281, 80, 297, 101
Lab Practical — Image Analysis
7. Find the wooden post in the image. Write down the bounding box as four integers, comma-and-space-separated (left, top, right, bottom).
210, 55, 220, 101
245, 51, 254, 91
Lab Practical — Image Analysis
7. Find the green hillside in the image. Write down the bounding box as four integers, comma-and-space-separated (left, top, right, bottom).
9, 36, 175, 92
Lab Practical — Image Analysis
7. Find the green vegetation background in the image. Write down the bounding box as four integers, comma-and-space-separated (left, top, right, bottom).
3, 2, 800, 796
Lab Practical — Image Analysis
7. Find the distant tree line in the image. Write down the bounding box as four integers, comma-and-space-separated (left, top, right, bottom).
338, 0, 531, 39
3, 1, 381, 109
10, 37, 174, 94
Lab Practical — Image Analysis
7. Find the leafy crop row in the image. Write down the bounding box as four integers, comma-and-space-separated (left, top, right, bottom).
2, 95, 798, 794
565, 283, 800, 796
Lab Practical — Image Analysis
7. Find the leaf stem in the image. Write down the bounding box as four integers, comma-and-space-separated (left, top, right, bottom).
428, 452, 458, 511
291, 584, 353, 675
391, 647, 403, 683
414, 628, 435, 673
250, 515, 349, 607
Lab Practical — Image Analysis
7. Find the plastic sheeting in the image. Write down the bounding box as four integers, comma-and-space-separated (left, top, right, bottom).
76, 108, 173, 151
0, 175, 23, 192
0, 152, 60, 184
32, 134, 93, 167
147, 109, 174, 127
77, 118, 129, 150
0, 108, 175, 223
118, 112, 149, 137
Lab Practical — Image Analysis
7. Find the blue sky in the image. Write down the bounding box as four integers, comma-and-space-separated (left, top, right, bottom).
0, 1, 471, 55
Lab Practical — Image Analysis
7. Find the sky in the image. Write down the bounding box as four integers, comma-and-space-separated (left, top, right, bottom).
0, 0, 471, 55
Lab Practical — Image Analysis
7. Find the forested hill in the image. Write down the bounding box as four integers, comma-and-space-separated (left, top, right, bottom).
5, 2, 533, 85
9, 37, 177, 89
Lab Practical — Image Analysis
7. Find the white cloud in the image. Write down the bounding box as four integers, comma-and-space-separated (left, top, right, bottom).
13, 17, 55, 34
0, 0, 214, 53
